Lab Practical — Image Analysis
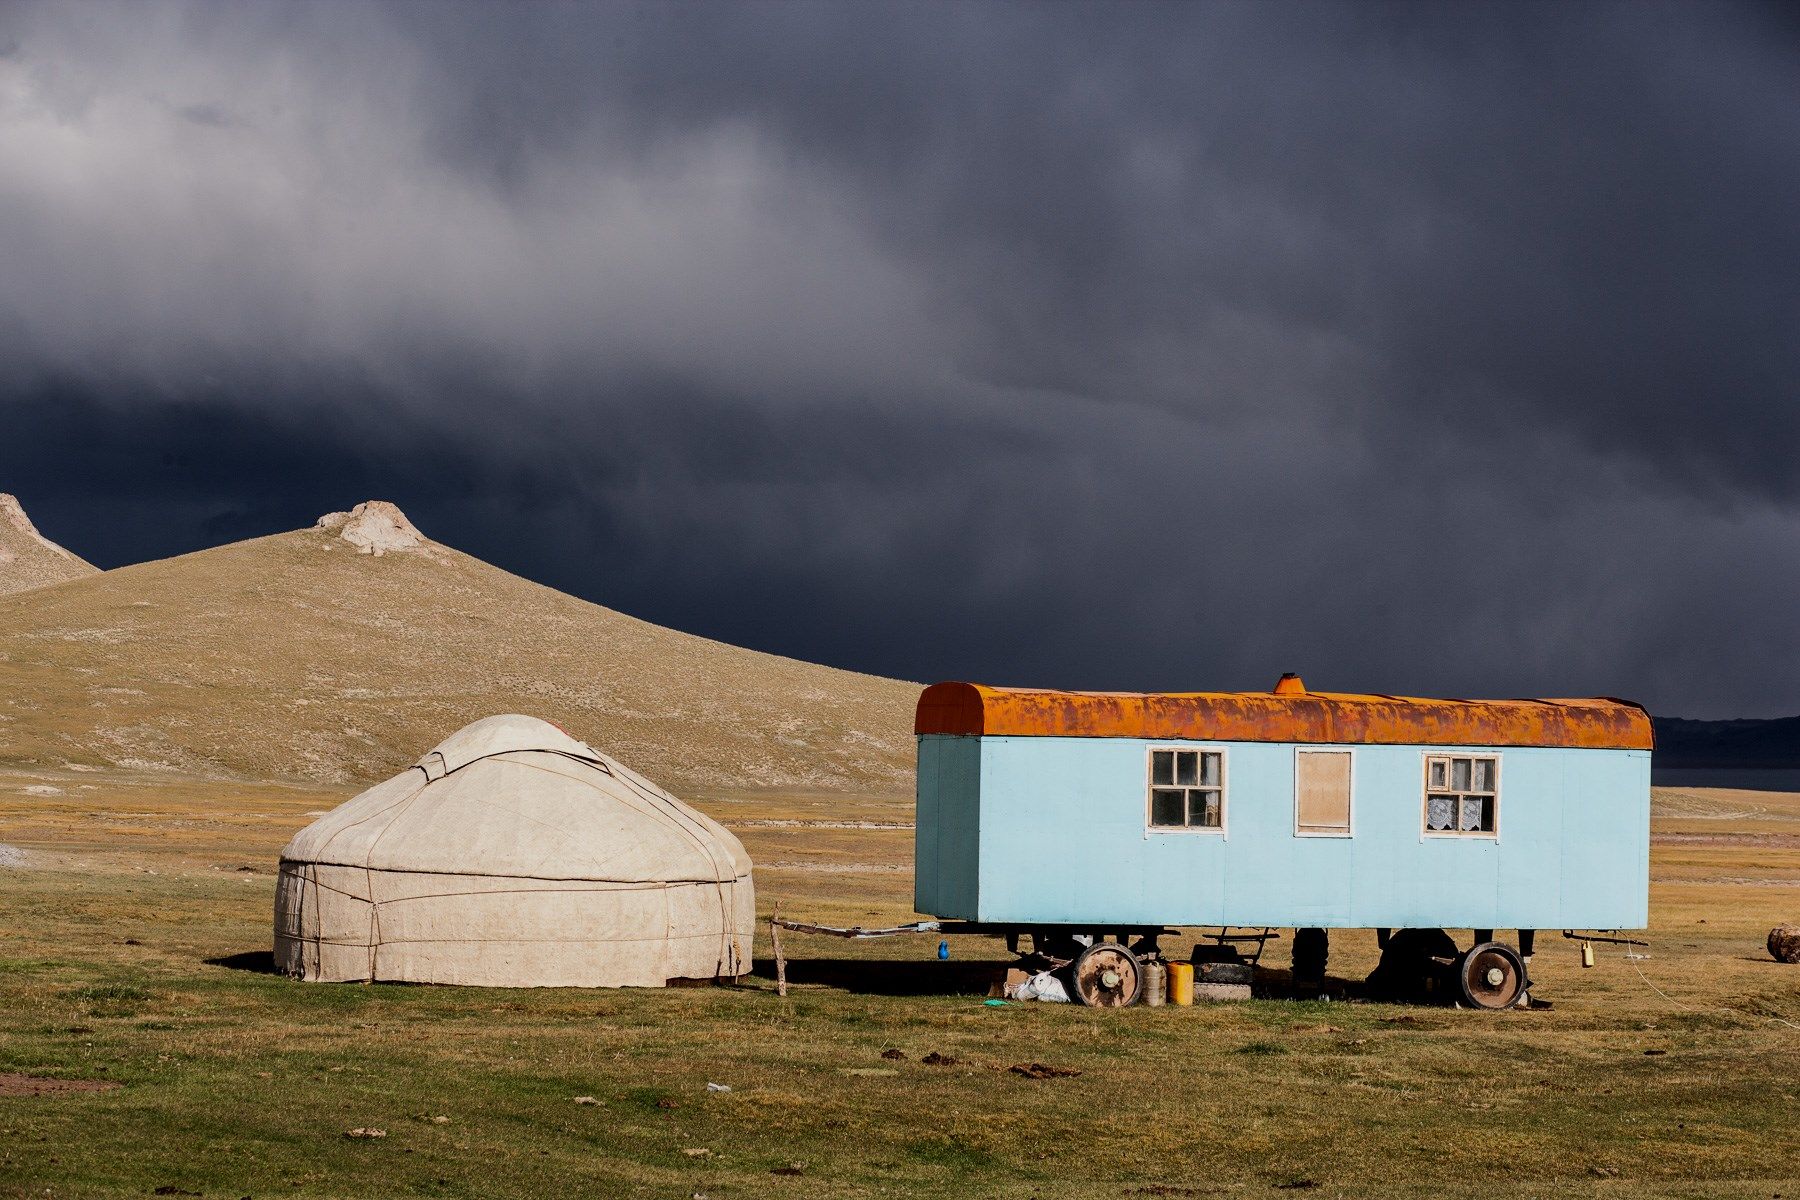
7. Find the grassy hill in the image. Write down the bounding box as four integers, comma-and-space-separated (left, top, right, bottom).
0, 502, 917, 792
0, 493, 96, 596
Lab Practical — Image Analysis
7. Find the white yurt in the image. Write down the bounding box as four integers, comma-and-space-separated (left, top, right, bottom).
273, 715, 754, 987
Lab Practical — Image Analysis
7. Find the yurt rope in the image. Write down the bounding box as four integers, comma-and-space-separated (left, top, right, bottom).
504, 752, 742, 976
603, 763, 739, 975
502, 755, 732, 880
354, 771, 435, 980
1624, 943, 1800, 1031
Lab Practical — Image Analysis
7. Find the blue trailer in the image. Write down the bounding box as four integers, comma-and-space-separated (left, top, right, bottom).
912, 675, 1653, 1008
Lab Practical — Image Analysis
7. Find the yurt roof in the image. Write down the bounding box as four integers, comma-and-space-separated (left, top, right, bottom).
279, 715, 750, 884
419, 713, 604, 775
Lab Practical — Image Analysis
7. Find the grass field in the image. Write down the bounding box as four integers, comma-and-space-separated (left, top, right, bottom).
3, 768, 1799, 1198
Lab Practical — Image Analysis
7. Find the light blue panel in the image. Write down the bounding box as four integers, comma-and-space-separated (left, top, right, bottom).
913, 735, 980, 919
1213, 746, 1354, 925
973, 736, 1227, 923
1560, 749, 1652, 929
1341, 745, 1498, 928
914, 734, 1649, 930
1492, 748, 1565, 929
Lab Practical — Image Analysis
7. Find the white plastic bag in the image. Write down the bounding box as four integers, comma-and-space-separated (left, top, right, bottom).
1011, 970, 1071, 1003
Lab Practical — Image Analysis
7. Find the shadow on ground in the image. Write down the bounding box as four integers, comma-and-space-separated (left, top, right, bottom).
206, 950, 278, 974
751, 956, 1010, 996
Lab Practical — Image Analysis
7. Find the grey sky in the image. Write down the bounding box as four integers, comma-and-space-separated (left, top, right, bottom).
2, 1, 1796, 716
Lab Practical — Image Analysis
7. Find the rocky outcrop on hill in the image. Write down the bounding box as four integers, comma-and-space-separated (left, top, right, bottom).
0, 494, 97, 596
315, 501, 435, 557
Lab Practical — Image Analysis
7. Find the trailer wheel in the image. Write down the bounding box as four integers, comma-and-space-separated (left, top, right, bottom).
1457, 941, 1526, 1010
1071, 942, 1143, 1007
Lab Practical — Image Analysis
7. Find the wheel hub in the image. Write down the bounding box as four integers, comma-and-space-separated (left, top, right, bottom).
1071, 943, 1144, 1007
1458, 942, 1526, 1010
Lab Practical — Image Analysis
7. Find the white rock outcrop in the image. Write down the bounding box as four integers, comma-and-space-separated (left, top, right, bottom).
0, 493, 97, 594
315, 501, 428, 557
1, 494, 85, 564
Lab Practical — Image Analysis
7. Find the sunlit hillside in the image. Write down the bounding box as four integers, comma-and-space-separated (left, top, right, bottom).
0, 503, 917, 792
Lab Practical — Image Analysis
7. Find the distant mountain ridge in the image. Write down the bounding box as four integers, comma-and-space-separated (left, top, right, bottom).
1652, 715, 1800, 769
0, 501, 918, 792
6, 492, 1790, 784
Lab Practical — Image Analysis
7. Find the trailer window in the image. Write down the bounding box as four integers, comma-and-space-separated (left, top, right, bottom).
1295, 749, 1352, 836
1148, 748, 1224, 830
1424, 754, 1498, 835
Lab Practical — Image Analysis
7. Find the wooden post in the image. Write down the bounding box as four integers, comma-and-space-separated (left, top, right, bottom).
770, 904, 787, 998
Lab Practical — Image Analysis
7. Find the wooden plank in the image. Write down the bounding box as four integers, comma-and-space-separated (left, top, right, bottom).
1296, 749, 1352, 833
771, 908, 787, 998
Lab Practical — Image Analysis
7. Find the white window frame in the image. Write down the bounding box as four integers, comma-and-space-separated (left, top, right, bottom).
1292, 747, 1355, 838
1144, 743, 1228, 837
1421, 751, 1502, 840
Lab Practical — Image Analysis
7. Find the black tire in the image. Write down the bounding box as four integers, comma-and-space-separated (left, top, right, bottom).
1292, 927, 1329, 987
1190, 942, 1245, 965
1196, 961, 1253, 986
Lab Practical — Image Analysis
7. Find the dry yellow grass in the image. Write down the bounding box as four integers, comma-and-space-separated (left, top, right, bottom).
2, 771, 1798, 1198
0, 516, 917, 792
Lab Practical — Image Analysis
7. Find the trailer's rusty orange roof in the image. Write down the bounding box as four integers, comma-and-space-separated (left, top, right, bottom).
915, 678, 1653, 750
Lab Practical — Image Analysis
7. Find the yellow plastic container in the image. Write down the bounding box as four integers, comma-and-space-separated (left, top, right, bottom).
1168, 960, 1194, 1006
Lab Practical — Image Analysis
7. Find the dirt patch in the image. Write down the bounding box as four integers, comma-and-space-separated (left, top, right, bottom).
762, 861, 909, 873
0, 1071, 122, 1097
729, 819, 914, 830
1653, 832, 1800, 847
1008, 1062, 1081, 1079
1656, 876, 1800, 888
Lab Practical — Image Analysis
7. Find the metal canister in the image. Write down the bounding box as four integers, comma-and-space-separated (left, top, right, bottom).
1141, 957, 1167, 1006
1167, 960, 1194, 1006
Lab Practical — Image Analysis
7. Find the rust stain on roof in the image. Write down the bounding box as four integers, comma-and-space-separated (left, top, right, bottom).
915, 680, 1653, 750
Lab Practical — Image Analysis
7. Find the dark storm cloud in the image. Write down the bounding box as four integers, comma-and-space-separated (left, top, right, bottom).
1, 1, 1796, 716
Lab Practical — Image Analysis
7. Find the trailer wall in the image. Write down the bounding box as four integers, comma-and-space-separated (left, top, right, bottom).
913, 734, 1649, 930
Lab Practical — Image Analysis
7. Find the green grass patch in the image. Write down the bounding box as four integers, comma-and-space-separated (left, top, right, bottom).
904, 1136, 1002, 1171
1235, 1040, 1290, 1055
66, 983, 151, 1002
4, 781, 1800, 1197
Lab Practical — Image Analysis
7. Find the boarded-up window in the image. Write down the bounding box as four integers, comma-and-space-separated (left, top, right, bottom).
1295, 750, 1352, 836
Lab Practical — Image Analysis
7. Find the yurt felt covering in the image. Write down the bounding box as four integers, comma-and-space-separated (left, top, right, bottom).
274, 715, 754, 987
